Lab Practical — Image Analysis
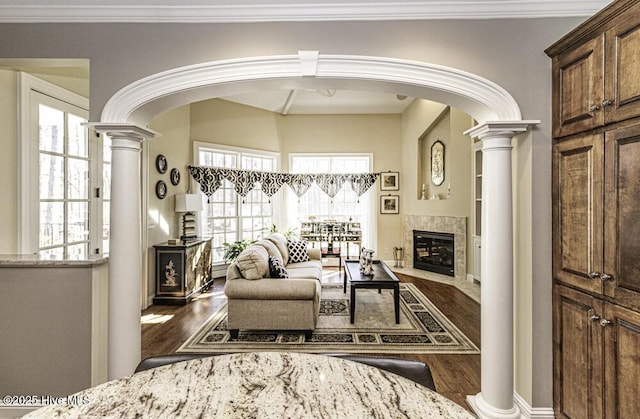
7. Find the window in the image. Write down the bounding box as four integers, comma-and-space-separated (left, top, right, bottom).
196, 143, 278, 264
37, 102, 90, 257
290, 154, 374, 250
19, 73, 107, 258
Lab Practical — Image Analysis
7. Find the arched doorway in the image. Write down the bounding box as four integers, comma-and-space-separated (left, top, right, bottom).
94, 51, 536, 419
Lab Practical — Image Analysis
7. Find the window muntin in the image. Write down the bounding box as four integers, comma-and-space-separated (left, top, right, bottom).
291, 155, 370, 224
38, 102, 91, 258
198, 145, 277, 264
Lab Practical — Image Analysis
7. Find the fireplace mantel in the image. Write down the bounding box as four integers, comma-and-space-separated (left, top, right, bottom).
403, 215, 466, 282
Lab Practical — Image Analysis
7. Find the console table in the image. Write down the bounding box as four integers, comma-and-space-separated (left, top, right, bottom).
300, 221, 362, 264
153, 238, 212, 305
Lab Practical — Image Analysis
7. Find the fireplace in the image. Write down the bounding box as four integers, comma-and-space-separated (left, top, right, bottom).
413, 230, 455, 277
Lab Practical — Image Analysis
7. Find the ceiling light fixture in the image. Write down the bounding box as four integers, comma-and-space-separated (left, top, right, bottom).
316, 88, 336, 97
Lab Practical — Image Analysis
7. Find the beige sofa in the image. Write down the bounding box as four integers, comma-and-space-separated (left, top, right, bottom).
224, 233, 322, 339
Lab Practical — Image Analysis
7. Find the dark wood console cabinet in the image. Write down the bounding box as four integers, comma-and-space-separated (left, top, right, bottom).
153, 238, 213, 305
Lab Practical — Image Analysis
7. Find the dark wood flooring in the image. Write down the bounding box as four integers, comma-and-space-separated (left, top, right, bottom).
141, 269, 481, 410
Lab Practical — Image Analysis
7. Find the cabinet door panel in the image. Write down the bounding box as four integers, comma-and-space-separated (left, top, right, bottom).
552, 35, 604, 137
553, 134, 604, 294
604, 125, 640, 310
553, 286, 604, 419
603, 303, 640, 419
605, 8, 640, 124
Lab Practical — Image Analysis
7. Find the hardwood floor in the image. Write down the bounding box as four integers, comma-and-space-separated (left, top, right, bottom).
141, 269, 481, 410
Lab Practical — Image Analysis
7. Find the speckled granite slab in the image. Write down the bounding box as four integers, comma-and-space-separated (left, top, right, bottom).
24, 352, 475, 418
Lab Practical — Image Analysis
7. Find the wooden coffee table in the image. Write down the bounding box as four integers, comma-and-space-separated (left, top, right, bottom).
343, 260, 400, 324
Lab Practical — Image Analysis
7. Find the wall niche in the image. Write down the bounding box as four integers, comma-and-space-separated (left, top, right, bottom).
418, 106, 450, 200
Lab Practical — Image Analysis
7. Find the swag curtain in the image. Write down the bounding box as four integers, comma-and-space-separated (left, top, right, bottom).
188, 166, 379, 202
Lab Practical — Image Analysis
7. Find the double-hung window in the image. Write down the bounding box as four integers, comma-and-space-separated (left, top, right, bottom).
195, 142, 278, 264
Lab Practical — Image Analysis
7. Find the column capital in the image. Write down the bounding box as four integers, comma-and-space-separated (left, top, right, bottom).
87, 122, 159, 141
464, 120, 539, 141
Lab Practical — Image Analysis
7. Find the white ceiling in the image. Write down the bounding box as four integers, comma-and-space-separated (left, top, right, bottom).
0, 1, 609, 114
222, 89, 415, 115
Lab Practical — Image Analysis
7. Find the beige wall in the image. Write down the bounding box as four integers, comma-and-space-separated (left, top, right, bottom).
0, 70, 18, 253
190, 99, 281, 152
146, 105, 192, 298
277, 113, 403, 258
401, 99, 475, 273
185, 99, 405, 259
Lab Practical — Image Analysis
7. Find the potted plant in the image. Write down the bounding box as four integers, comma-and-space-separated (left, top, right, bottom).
222, 239, 256, 262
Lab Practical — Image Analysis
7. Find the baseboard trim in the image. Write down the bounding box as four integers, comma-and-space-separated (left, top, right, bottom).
513, 392, 554, 419
0, 405, 40, 418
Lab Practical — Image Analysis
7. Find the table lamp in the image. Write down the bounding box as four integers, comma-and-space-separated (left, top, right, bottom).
175, 193, 203, 241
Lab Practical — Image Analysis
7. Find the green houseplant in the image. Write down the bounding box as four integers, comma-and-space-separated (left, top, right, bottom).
222, 239, 256, 262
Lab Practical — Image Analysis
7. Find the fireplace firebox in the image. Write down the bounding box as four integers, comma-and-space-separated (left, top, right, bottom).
413, 230, 455, 276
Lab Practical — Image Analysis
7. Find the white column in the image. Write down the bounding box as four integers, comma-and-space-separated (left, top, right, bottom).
464, 121, 537, 419
90, 123, 157, 380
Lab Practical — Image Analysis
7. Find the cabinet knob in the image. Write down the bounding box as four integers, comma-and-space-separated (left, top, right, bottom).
599, 318, 612, 327
590, 315, 600, 322
587, 271, 600, 279
602, 99, 613, 107
600, 273, 612, 281
589, 104, 601, 112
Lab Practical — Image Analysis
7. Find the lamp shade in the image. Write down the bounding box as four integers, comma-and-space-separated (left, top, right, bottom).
175, 194, 203, 212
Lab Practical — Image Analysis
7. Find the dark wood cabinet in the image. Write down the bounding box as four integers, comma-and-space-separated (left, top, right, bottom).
549, 0, 640, 138
548, 1, 640, 417
553, 285, 604, 419
153, 238, 212, 305
554, 285, 640, 418
603, 124, 640, 311
552, 133, 604, 295
552, 35, 604, 138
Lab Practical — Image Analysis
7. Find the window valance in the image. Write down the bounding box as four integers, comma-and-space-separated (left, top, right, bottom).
188, 166, 379, 202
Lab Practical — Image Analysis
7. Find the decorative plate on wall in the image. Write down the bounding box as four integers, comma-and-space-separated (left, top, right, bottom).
170, 168, 180, 186
156, 154, 168, 174
156, 180, 167, 199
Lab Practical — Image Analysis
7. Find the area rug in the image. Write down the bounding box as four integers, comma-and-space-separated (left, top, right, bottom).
178, 283, 479, 354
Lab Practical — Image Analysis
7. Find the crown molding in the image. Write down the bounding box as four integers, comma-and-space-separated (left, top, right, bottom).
0, 1, 609, 23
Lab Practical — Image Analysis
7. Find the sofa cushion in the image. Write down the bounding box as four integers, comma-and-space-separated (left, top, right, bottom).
235, 245, 269, 280
266, 233, 289, 262
268, 256, 289, 279
288, 239, 310, 263
225, 278, 318, 300
286, 265, 322, 280
256, 239, 283, 263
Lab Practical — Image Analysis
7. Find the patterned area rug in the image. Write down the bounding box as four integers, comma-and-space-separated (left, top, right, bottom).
178, 283, 479, 354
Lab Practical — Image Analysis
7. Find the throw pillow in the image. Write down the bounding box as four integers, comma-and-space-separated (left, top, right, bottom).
268, 256, 289, 279
287, 239, 310, 263
235, 245, 269, 280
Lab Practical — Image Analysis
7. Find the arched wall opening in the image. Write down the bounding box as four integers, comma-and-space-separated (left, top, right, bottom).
97, 51, 535, 419
100, 51, 522, 125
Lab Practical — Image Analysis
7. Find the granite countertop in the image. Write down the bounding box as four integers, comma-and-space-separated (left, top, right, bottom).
24, 352, 474, 418
0, 254, 108, 267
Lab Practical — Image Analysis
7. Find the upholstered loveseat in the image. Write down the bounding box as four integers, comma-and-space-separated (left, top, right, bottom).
224, 233, 322, 339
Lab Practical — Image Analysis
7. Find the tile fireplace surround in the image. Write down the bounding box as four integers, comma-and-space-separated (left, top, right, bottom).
402, 215, 466, 283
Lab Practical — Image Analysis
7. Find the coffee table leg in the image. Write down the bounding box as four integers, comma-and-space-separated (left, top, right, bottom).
394, 284, 400, 324
343, 269, 347, 293
350, 285, 356, 323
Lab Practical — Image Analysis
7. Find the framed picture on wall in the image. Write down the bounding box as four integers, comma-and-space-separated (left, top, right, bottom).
431, 140, 445, 186
380, 194, 399, 214
380, 171, 399, 191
